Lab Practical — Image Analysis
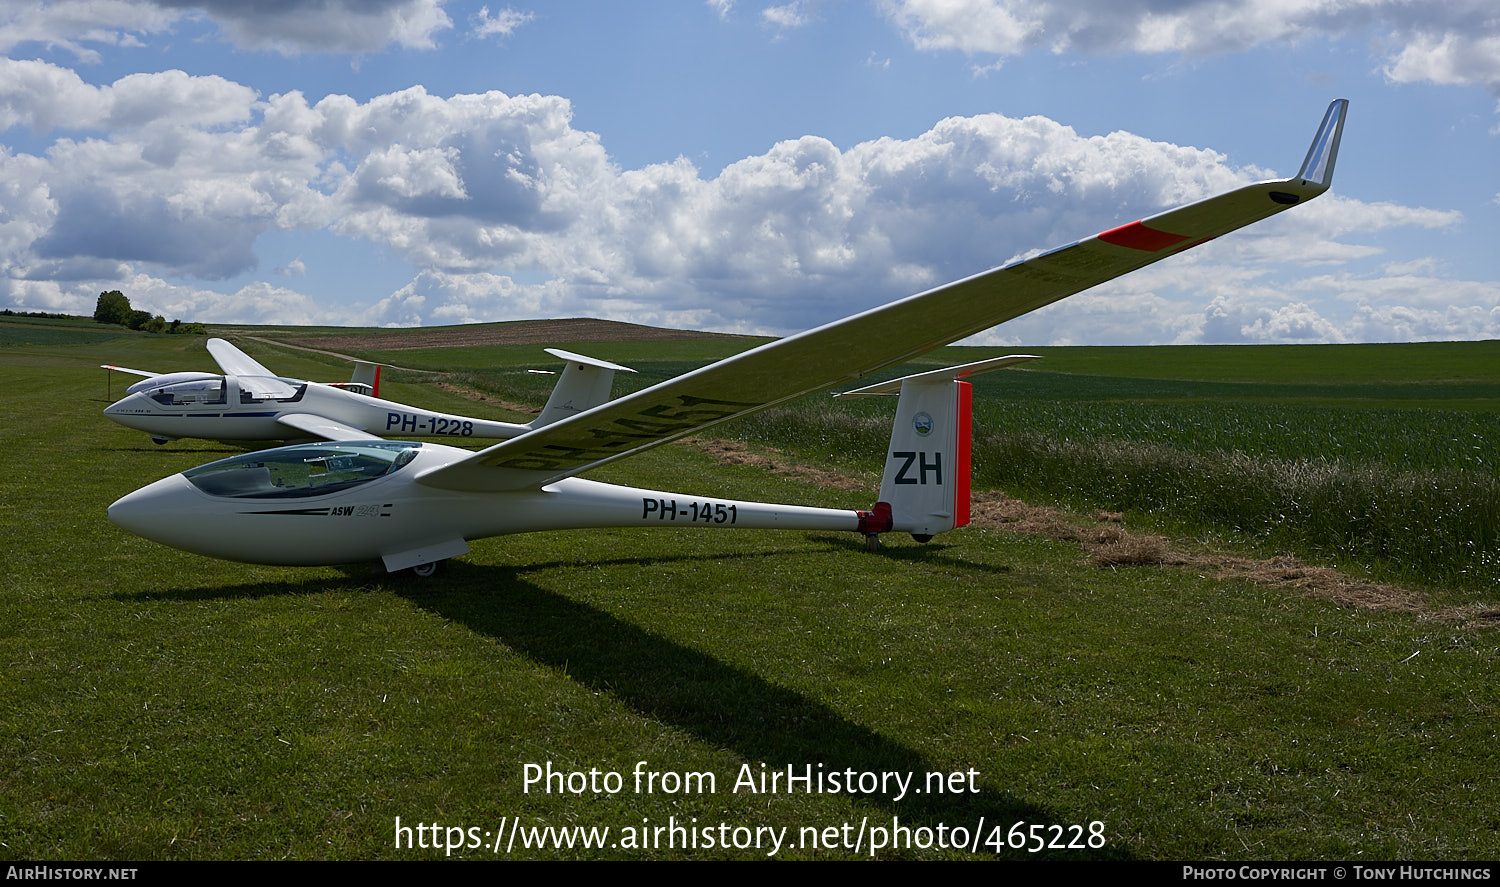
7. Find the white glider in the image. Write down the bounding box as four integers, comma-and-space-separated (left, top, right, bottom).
103, 339, 634, 444
108, 100, 1348, 576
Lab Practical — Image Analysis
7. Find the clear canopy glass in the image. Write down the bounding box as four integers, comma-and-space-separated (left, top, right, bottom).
184, 441, 423, 498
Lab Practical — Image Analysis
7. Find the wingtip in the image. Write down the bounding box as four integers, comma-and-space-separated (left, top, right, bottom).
1294, 98, 1348, 190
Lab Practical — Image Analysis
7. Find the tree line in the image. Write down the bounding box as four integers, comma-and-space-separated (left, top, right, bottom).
93, 291, 207, 335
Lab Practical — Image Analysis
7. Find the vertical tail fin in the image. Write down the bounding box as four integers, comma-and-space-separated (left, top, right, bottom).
839, 355, 1037, 542
876, 377, 971, 538
530, 349, 637, 428
348, 361, 382, 397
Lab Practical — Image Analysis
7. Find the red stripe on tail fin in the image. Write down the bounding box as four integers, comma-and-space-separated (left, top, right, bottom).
954, 381, 971, 529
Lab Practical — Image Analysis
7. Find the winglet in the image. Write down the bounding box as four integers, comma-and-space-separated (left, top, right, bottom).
1294, 99, 1348, 191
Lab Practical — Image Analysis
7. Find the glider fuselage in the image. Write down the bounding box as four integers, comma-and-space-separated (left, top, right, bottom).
103, 377, 530, 443
106, 439, 860, 570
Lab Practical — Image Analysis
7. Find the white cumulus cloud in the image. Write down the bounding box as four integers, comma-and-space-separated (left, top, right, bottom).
0, 0, 453, 58
0, 60, 1489, 344
879, 0, 1500, 95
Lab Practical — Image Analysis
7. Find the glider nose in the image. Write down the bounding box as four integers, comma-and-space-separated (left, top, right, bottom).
108, 474, 197, 544
103, 392, 147, 427
103, 393, 175, 441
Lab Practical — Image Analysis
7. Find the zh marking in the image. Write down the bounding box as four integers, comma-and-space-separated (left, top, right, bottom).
892, 451, 943, 485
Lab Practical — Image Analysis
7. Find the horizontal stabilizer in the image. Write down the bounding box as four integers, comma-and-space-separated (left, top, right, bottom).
543, 348, 636, 374
837, 354, 1040, 397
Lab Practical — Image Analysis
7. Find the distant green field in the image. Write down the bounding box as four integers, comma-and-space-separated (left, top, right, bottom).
999, 340, 1500, 384
715, 342, 1500, 593
367, 337, 758, 374
2, 322, 1497, 860
0, 317, 143, 347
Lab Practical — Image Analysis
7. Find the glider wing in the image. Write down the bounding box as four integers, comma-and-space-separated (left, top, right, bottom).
207, 338, 278, 378
417, 99, 1348, 493
100, 364, 160, 378
276, 412, 381, 442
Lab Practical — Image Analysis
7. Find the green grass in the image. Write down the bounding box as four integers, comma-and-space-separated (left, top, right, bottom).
2, 323, 1498, 860
718, 342, 1500, 594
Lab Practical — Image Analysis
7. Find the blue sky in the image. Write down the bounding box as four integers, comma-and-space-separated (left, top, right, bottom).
1, 1, 1497, 344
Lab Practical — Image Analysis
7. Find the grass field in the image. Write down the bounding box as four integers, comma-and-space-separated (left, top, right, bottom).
2, 319, 1497, 860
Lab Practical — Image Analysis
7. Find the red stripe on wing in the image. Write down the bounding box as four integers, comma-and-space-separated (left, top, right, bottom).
1098, 221, 1191, 252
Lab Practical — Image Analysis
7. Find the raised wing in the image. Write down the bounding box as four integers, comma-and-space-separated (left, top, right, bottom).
418, 99, 1348, 493
206, 337, 300, 399
276, 412, 381, 442
207, 338, 277, 378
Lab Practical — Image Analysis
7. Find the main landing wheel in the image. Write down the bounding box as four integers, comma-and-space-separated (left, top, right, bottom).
408, 559, 446, 579
864, 533, 881, 553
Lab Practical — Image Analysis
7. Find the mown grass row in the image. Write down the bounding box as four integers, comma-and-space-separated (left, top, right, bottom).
718, 390, 1499, 595
976, 431, 1499, 590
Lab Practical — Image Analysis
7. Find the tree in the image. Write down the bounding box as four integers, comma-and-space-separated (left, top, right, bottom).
93, 290, 131, 325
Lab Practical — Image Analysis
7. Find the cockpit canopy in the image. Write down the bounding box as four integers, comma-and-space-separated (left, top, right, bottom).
184, 441, 423, 498
149, 378, 226, 406
145, 375, 307, 406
